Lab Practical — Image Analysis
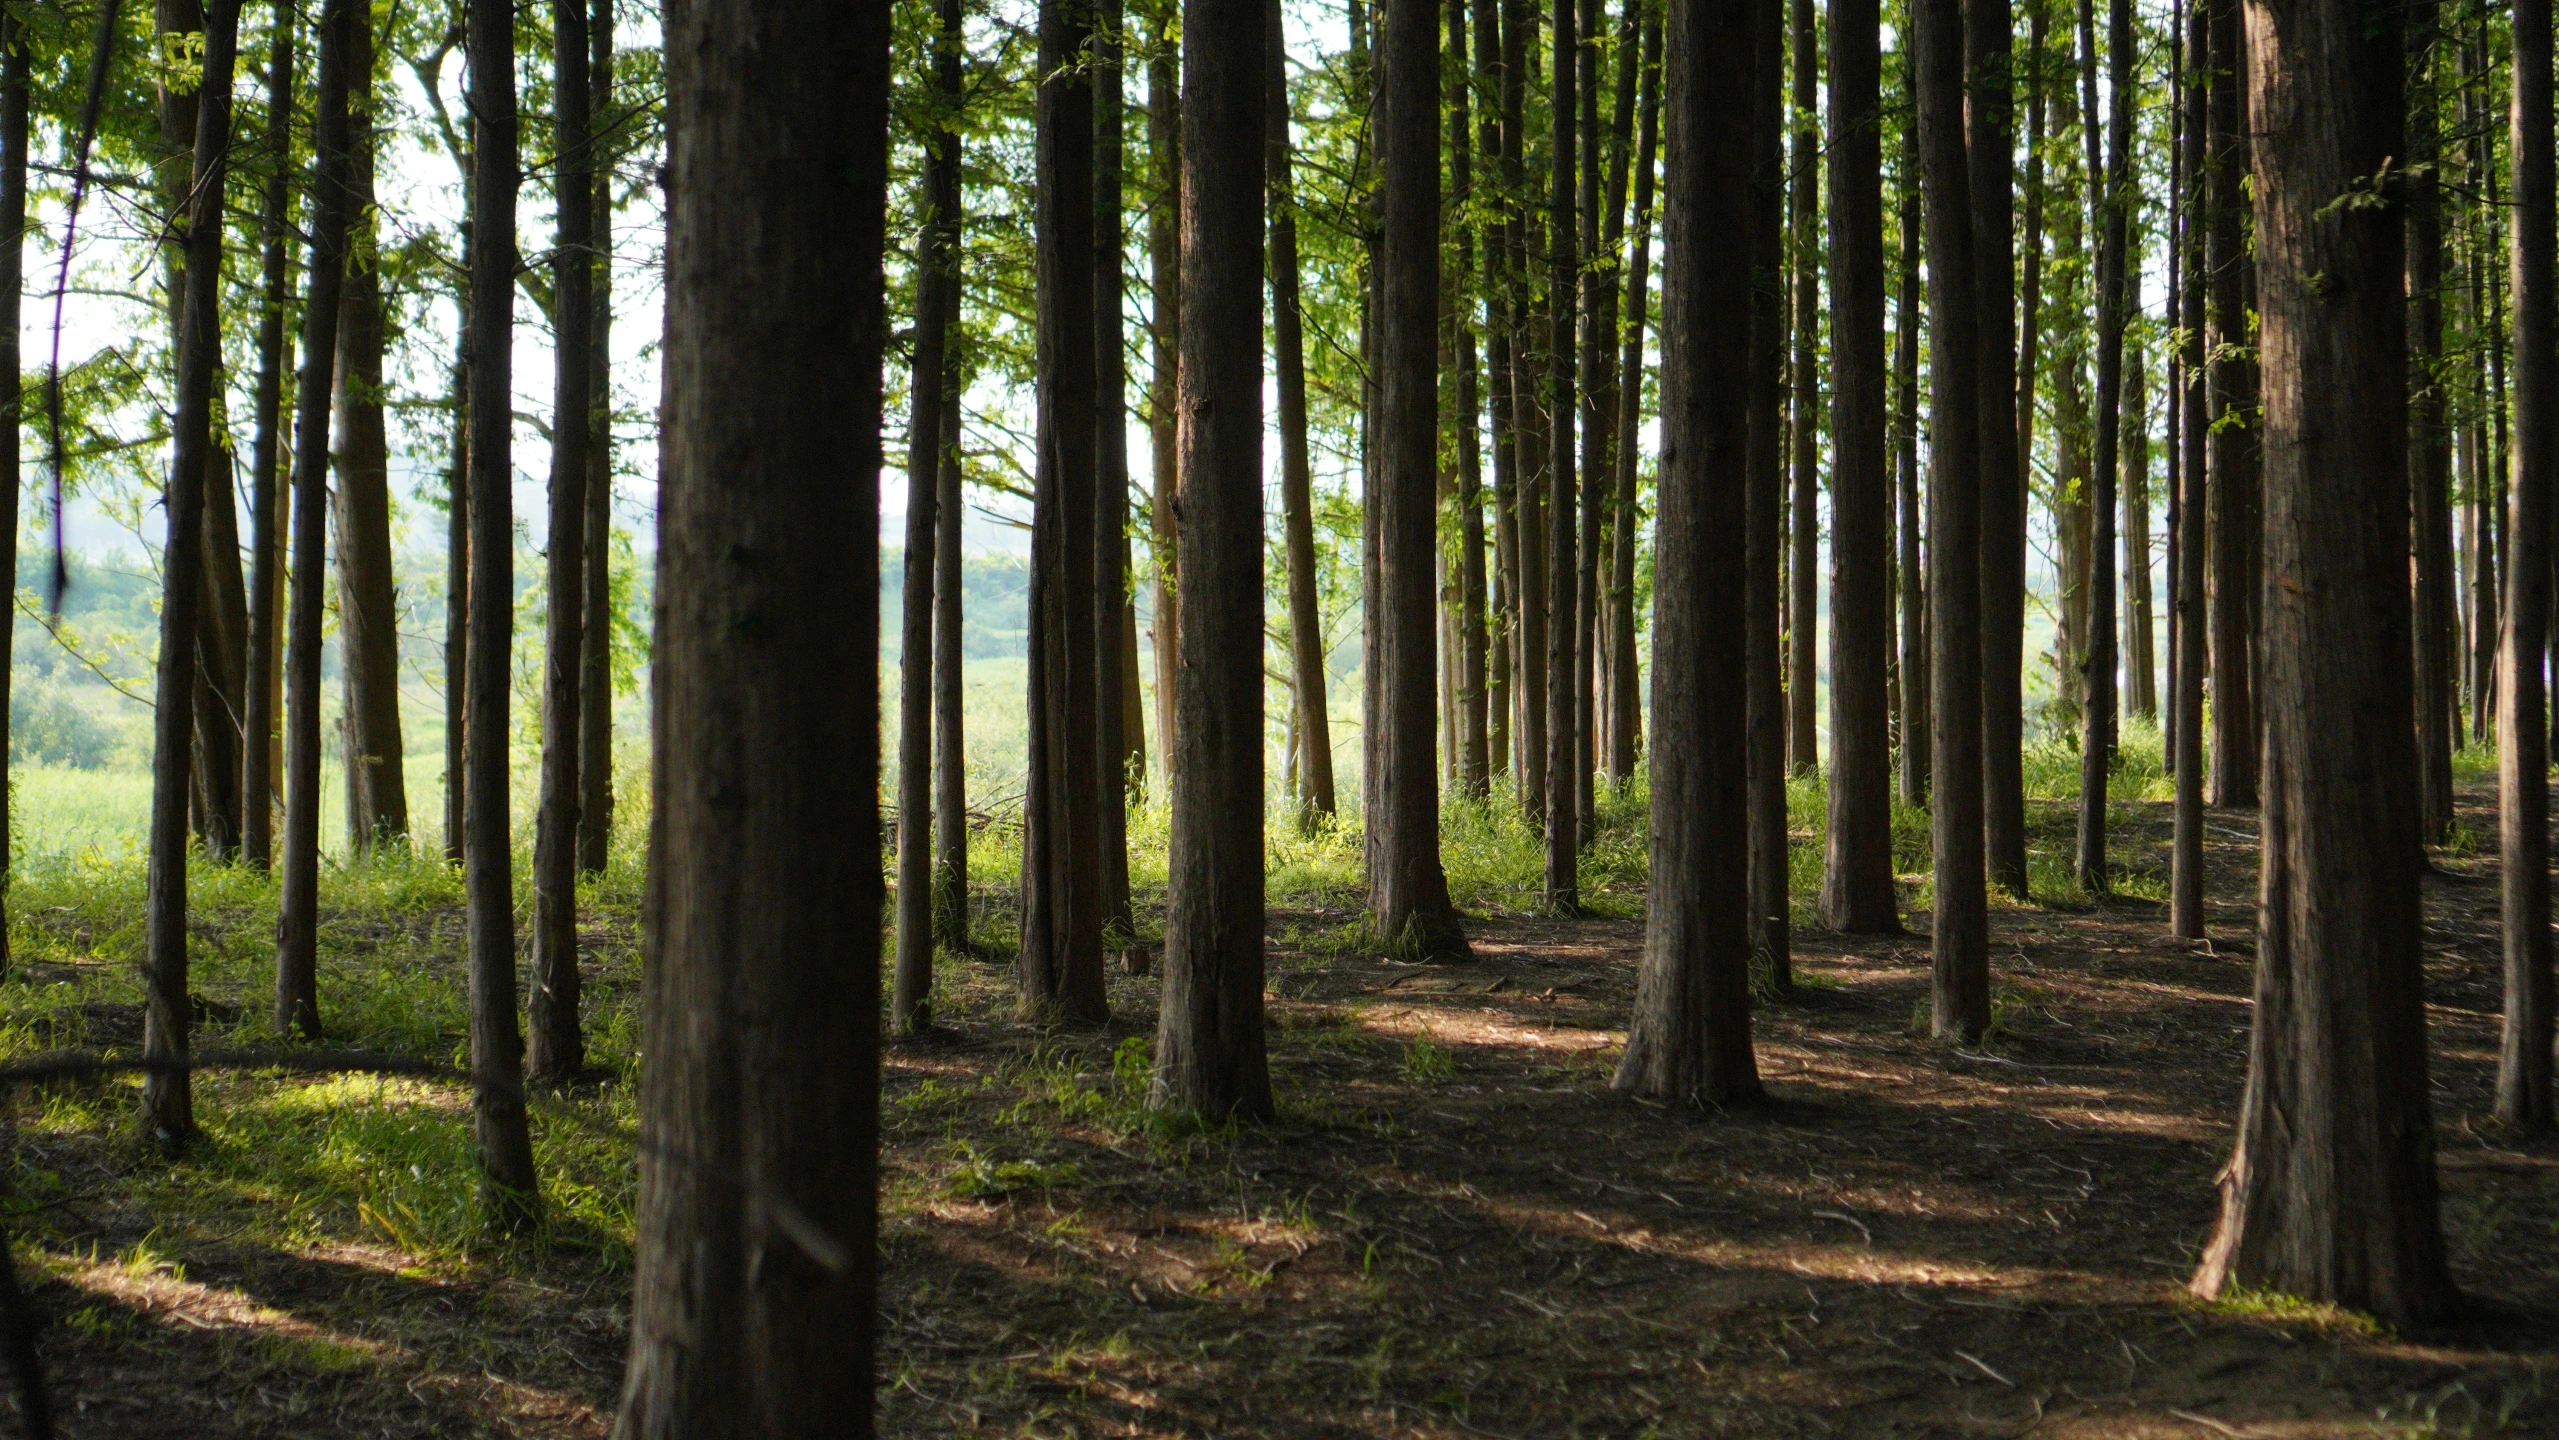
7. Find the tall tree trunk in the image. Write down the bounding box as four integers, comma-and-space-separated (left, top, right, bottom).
146, 0, 243, 1142
2075, 0, 2130, 891
934, 330, 971, 950
2204, 0, 2257, 807
1746, 0, 1790, 982
0, 18, 21, 967
577, 0, 615, 875
1573, 0, 1616, 838
2501, 0, 2557, 1133
2189, 0, 2457, 1318
894, 0, 962, 1033
1544, 0, 1582, 907
530, 0, 594, 1082
1916, 0, 1988, 1039
1974, 0, 2027, 899
2016, 0, 2046, 679
242, 5, 294, 871
616, 0, 888, 1421
1154, 0, 1276, 1119
464, 0, 541, 1224
1610, 4, 1662, 783
1272, 6, 1337, 822
1021, 0, 1109, 1023
1511, 0, 1547, 818
1785, 0, 1818, 777
2170, 0, 2208, 937
2124, 347, 2156, 720
1147, 19, 1180, 773
1821, 0, 1896, 932
1615, 0, 1761, 1103
1895, 73, 1927, 807
1479, 0, 1513, 791
1376, 0, 1473, 959
2407, 1, 2455, 846
1454, 0, 1492, 796
443, 333, 469, 864
1095, 0, 1136, 966
334, 14, 407, 849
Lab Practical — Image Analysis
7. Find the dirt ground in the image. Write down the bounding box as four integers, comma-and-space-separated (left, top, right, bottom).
8, 788, 2558, 1438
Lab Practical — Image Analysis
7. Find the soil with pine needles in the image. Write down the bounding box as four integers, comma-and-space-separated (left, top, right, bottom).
7, 786, 2558, 1437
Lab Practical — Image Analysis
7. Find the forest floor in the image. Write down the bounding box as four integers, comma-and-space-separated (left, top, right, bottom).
0, 782, 2553, 1437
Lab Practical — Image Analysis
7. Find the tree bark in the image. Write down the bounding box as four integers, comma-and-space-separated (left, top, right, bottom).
1821, 0, 1897, 933
1544, 0, 1582, 908
1974, 0, 2027, 900
1895, 74, 1927, 808
2502, 0, 2557, 1132
1510, 0, 1547, 818
242, 6, 294, 872
444, 335, 470, 865
1746, 0, 1790, 982
1095, 0, 1136, 966
1616, 0, 1761, 1102
0, 19, 21, 966
2170, 0, 2208, 937
935, 336, 970, 950
1272, 6, 1337, 823
333, 14, 407, 849
2075, 0, 2130, 892
1147, 24, 1181, 778
615, 0, 888, 1422
1786, 0, 1818, 778
1609, 4, 1661, 784
1916, 0, 1988, 1039
1479, 0, 1513, 791
464, 0, 540, 1224
1155, 0, 1275, 1119
2407, 0, 2455, 846
577, 0, 616, 876
1021, 0, 1109, 1024
530, 0, 594, 1083
2204, 0, 2257, 808
2190, 0, 2459, 1317
2124, 349, 2156, 720
1572, 0, 1608, 841
1453, 0, 1492, 797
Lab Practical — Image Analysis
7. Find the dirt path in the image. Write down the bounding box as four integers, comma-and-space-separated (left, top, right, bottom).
881, 791, 2558, 1438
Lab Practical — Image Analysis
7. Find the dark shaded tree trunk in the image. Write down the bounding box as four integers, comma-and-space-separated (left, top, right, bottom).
1745, 0, 1790, 982
1544, 0, 1582, 907
146, 0, 243, 1142
1572, 0, 1608, 843
333, 14, 407, 849
1510, 0, 1547, 819
613, 0, 888, 1421
1974, 0, 2027, 902
1454, 0, 1492, 797
242, 5, 294, 872
443, 334, 469, 865
0, 18, 21, 966
1272, 4, 1337, 822
2501, 0, 2557, 1133
1375, 0, 1472, 958
2170, 0, 2208, 937
2204, 0, 2257, 808
2407, 1, 2456, 847
1895, 79, 1927, 807
1147, 23, 1181, 779
1020, 0, 1109, 1023
1786, 0, 1818, 778
2190, 0, 2458, 1317
464, 0, 540, 1224
1478, 0, 1514, 792
934, 328, 970, 950
1609, 4, 1661, 784
1821, 0, 1897, 933
1155, 0, 1276, 1119
1095, 0, 1136, 966
2075, 0, 2130, 892
1615, 0, 1761, 1103
1915, 0, 1988, 1039
577, 0, 615, 876
529, 0, 594, 1084
2124, 350, 2156, 720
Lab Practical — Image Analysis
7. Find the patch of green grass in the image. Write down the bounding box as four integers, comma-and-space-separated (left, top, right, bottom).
2198, 1285, 2389, 1338
1399, 1034, 1456, 1084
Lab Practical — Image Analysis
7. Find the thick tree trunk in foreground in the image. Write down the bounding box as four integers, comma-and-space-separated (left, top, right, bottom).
464, 0, 540, 1224
242, 8, 294, 871
1373, 0, 1471, 959
2192, 0, 2459, 1319
1272, 7, 1337, 823
578, 0, 617, 876
2501, 0, 2557, 1133
1745, 0, 1790, 983
1785, 0, 1818, 778
1821, 0, 1897, 933
1617, 0, 1760, 1103
1543, 0, 1582, 908
894, 0, 963, 1034
1156, 0, 1274, 1119
614, 0, 887, 1424
1973, 0, 2027, 899
334, 17, 407, 848
1915, 0, 1988, 1040
146, 0, 243, 1142
530, 0, 595, 1083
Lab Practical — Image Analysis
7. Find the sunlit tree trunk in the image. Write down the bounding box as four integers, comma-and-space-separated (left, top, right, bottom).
1272, 4, 1337, 822
2170, 0, 2209, 938
577, 0, 616, 876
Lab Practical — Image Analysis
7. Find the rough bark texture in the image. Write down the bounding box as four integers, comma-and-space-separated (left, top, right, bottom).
2407, 3, 2456, 847
463, 0, 540, 1225
2076, 0, 2131, 892
1480, 0, 1513, 792
1609, 6, 1661, 784
1019, 0, 1108, 1024
530, 0, 594, 1084
2190, 0, 2460, 1319
1745, 0, 1790, 982
1895, 90, 1927, 808
333, 15, 407, 849
1146, 30, 1181, 786
242, 7, 293, 871
1543, 0, 1581, 909
1916, 0, 1988, 1040
933, 350, 970, 950
1454, 0, 1492, 798
1272, 5, 1336, 822
1614, 0, 1761, 1105
578, 0, 616, 876
2171, 0, 2208, 937
2501, 0, 2557, 1132
1094, 0, 1135, 966
1785, 0, 1818, 778
1820, 0, 1897, 934
2204, 0, 2258, 808
613, 0, 887, 1424
1572, 0, 1607, 843
1973, 0, 2027, 900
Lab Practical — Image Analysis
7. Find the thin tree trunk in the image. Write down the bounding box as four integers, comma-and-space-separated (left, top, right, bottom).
145, 0, 244, 1142
1511, 0, 1547, 819
2189, 0, 2458, 1317
1454, 0, 1492, 796
1786, 0, 1818, 777
1974, 0, 2027, 899
443, 333, 469, 864
1615, 0, 1761, 1103
1610, 4, 1661, 783
1272, 7, 1337, 822
893, 0, 962, 1034
1572, 0, 1610, 841
1895, 72, 1927, 807
1544, 0, 1582, 907
464, 0, 540, 1225
2205, 0, 2257, 808
1746, 0, 1790, 983
2171, 0, 2208, 936
934, 344, 970, 950
1821, 0, 1896, 932
2408, 0, 2455, 846
615, 0, 888, 1421
0, 18, 21, 966
529, 0, 594, 1083
1148, 22, 1180, 775
577, 0, 615, 876
1916, 0, 1989, 1039
1376, 0, 1472, 959
2075, 0, 2130, 891
1477, 0, 1511, 791
334, 14, 407, 849
2125, 350, 2155, 720
242, 6, 293, 871
1153, 0, 1276, 1119
1094, 0, 1135, 966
